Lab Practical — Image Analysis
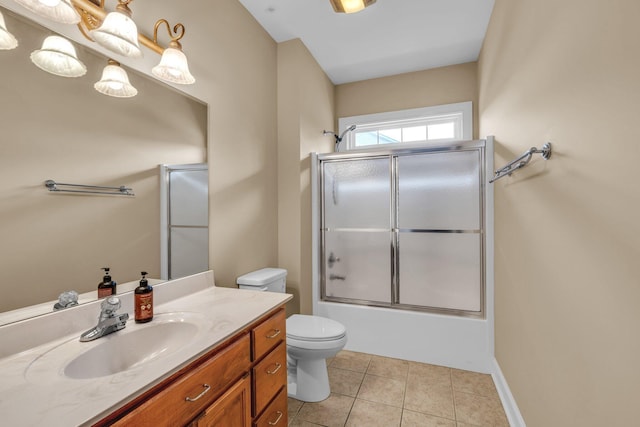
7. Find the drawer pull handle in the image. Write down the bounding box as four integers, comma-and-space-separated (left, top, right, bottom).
266, 329, 281, 339
266, 363, 282, 375
185, 384, 211, 402
268, 410, 284, 425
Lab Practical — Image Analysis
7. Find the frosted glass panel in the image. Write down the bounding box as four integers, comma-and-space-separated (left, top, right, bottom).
397, 151, 480, 230
170, 227, 208, 279
170, 169, 208, 226
324, 231, 391, 303
323, 159, 390, 229
398, 232, 480, 311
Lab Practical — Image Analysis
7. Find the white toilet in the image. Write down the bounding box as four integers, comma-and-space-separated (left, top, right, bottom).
237, 268, 347, 402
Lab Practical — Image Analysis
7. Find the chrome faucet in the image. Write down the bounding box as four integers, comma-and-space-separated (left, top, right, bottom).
80, 296, 129, 342
53, 290, 79, 310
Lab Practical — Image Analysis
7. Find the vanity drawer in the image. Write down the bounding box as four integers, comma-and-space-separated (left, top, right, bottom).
253, 341, 287, 416
253, 387, 287, 427
112, 333, 251, 427
252, 308, 285, 361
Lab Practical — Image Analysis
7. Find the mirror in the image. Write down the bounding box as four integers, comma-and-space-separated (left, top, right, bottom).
0, 7, 208, 324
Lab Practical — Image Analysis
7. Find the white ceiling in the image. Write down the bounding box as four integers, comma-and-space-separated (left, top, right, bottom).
237, 0, 495, 85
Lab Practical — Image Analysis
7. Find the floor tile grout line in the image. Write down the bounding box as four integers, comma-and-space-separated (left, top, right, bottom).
450, 368, 459, 422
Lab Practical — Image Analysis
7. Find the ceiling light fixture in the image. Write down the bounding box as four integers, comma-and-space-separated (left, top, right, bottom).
13, 0, 81, 25
30, 35, 87, 77
94, 58, 137, 97
329, 0, 376, 14
0, 10, 18, 49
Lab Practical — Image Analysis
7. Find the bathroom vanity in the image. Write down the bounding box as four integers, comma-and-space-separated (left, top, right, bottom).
103, 309, 287, 426
0, 271, 291, 427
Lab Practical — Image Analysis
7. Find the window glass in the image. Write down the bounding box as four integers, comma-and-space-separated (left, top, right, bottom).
403, 125, 427, 142
379, 128, 401, 144
355, 131, 378, 147
427, 122, 455, 140
338, 102, 472, 151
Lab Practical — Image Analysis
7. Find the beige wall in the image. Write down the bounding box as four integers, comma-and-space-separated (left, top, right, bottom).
121, 0, 280, 289
277, 39, 335, 315
0, 11, 207, 313
478, 0, 640, 425
194, 1, 279, 288
336, 63, 479, 138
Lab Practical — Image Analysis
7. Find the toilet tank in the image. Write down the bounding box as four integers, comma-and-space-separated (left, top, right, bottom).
236, 268, 287, 293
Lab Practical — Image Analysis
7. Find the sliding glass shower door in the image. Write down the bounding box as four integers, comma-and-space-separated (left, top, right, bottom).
396, 151, 482, 312
322, 158, 392, 304
319, 142, 485, 316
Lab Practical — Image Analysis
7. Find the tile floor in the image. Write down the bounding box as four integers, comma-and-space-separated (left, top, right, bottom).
287, 350, 509, 427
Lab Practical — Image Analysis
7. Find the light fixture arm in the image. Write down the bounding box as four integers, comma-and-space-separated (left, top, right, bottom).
153, 18, 185, 50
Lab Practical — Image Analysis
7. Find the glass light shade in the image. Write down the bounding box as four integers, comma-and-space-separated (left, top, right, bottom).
13, 0, 80, 24
151, 47, 195, 85
0, 11, 18, 50
94, 62, 137, 98
30, 35, 87, 77
330, 0, 376, 13
90, 11, 142, 58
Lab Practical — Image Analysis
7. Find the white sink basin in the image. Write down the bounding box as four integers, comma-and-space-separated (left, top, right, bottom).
26, 312, 211, 382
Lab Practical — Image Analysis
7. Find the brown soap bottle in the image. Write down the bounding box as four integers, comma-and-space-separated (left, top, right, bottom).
97, 267, 117, 299
134, 271, 153, 323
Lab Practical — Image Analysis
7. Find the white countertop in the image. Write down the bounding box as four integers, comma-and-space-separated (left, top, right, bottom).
0, 271, 291, 427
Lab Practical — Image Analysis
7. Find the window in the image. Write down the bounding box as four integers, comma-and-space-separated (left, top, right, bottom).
338, 101, 472, 151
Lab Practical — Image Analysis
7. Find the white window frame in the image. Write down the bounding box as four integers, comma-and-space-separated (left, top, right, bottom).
338, 101, 473, 151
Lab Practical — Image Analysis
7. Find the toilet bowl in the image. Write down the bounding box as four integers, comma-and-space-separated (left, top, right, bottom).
286, 314, 347, 402
237, 268, 347, 402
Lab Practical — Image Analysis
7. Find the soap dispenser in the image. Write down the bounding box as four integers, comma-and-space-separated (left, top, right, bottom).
134, 271, 153, 323
97, 267, 117, 299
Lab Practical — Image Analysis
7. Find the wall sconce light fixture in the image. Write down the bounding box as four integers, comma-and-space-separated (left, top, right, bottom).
30, 34, 87, 77
0, 10, 18, 49
151, 19, 194, 85
94, 58, 137, 97
5, 0, 196, 97
13, 0, 80, 24
89, 0, 142, 58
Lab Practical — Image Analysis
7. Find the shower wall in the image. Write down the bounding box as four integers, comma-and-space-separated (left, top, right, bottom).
312, 138, 494, 371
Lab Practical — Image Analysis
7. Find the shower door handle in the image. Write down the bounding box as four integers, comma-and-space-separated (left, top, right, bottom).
328, 252, 341, 268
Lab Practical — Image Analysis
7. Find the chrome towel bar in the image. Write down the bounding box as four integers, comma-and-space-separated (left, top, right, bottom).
489, 143, 552, 183
44, 180, 135, 196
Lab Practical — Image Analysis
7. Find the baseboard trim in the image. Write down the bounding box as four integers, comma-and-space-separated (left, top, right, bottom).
492, 358, 526, 427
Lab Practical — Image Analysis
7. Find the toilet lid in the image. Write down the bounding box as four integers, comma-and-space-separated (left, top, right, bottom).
286, 314, 346, 341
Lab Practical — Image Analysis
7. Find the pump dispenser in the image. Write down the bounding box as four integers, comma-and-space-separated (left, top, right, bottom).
134, 271, 153, 323
97, 267, 117, 299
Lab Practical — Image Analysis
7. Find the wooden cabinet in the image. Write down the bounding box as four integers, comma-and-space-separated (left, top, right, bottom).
110, 334, 251, 427
251, 308, 287, 427
96, 305, 287, 427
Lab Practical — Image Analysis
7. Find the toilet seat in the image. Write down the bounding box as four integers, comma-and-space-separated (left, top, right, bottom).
286, 314, 346, 342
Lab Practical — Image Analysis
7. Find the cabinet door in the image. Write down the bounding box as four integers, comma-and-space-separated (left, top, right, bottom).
193, 375, 251, 427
